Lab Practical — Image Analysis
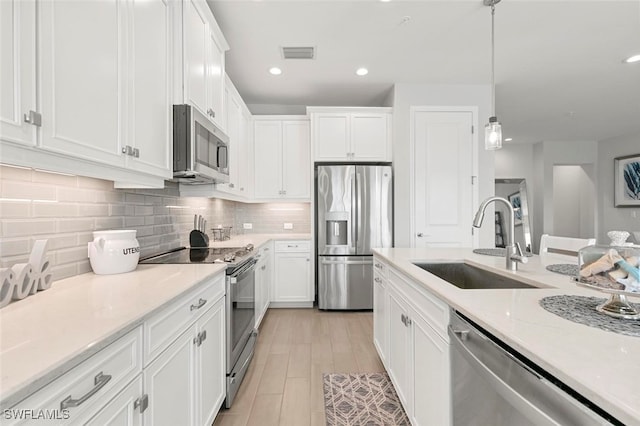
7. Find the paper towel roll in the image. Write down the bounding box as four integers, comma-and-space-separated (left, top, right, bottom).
11, 263, 34, 300
0, 268, 15, 308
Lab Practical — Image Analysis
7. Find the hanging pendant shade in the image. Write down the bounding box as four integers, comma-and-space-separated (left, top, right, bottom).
485, 117, 502, 150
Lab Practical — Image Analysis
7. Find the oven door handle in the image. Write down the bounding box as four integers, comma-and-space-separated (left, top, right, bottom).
229, 258, 258, 283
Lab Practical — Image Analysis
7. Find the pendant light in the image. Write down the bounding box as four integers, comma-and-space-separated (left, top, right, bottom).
484, 0, 502, 150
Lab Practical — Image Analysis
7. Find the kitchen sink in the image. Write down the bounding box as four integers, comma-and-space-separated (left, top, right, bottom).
412, 262, 538, 290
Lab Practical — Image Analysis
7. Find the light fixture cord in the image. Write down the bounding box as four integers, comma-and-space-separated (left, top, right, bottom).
491, 3, 496, 117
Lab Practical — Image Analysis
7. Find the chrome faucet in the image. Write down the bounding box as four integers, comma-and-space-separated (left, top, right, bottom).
473, 196, 528, 271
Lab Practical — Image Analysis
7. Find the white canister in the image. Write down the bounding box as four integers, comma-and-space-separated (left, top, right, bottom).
88, 230, 140, 275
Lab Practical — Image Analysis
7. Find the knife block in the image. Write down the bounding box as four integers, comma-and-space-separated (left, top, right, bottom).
190, 230, 209, 248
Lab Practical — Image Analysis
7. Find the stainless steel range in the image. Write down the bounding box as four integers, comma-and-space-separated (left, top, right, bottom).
140, 244, 257, 408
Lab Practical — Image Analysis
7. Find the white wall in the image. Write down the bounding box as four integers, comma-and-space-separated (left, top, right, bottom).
553, 165, 595, 238
597, 131, 640, 244
390, 83, 493, 248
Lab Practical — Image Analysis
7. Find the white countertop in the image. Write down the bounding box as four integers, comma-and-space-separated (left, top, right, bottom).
209, 233, 311, 248
0, 233, 309, 408
0, 263, 226, 409
373, 248, 640, 425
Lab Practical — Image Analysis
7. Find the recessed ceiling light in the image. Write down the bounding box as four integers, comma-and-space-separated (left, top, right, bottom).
380, 0, 391, 2
504, 138, 513, 142
269, 67, 282, 75
623, 54, 640, 63
356, 68, 369, 76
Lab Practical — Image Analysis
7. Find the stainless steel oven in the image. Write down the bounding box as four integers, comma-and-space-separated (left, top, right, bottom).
225, 257, 258, 408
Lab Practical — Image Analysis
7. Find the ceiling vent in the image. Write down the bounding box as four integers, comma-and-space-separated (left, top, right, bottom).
281, 46, 315, 60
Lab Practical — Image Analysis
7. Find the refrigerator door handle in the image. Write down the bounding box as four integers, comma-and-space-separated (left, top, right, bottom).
351, 170, 357, 250
356, 170, 363, 253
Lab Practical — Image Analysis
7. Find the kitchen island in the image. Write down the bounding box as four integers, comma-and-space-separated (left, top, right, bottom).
373, 248, 640, 425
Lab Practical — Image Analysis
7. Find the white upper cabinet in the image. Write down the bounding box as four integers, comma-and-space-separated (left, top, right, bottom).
308, 107, 392, 162
1, 0, 175, 187
216, 75, 250, 197
0, 0, 37, 147
253, 117, 310, 200
129, 0, 172, 177
39, 0, 126, 168
181, 0, 228, 130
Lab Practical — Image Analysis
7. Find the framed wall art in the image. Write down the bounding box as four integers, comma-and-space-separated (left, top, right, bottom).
614, 154, 640, 207
508, 192, 522, 225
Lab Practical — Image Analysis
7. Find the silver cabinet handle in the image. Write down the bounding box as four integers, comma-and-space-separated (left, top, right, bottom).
406, 316, 412, 326
60, 372, 111, 410
287, 244, 298, 248
417, 233, 424, 237
207, 108, 215, 118
229, 183, 235, 188
133, 148, 140, 158
200, 330, 207, 343
190, 298, 207, 311
23, 110, 42, 127
374, 263, 383, 269
196, 330, 207, 346
261, 265, 266, 270
401, 314, 406, 325
374, 277, 382, 283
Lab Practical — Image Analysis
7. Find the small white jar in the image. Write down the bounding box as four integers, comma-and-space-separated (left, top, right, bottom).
88, 230, 140, 275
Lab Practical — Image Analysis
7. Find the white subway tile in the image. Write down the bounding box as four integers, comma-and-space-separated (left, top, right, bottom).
52, 263, 78, 281
57, 187, 96, 203
1, 181, 56, 201
32, 234, 78, 251
55, 246, 88, 264
77, 176, 112, 190
77, 260, 92, 274
125, 193, 145, 204
57, 218, 94, 233
78, 204, 110, 217
33, 202, 79, 218
95, 217, 125, 230
32, 170, 78, 186
125, 216, 145, 227
0, 164, 33, 181
0, 238, 31, 257
109, 204, 126, 216
3, 220, 56, 237
0, 200, 31, 217
1, 254, 30, 268
134, 205, 154, 216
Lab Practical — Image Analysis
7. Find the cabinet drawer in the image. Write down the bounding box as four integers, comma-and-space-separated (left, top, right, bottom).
274, 240, 310, 252
144, 272, 225, 365
388, 267, 449, 340
6, 327, 142, 425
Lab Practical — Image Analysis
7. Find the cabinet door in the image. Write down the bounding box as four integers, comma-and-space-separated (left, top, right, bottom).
274, 252, 311, 302
85, 376, 143, 426
387, 290, 411, 410
206, 30, 225, 129
0, 0, 37, 147
281, 120, 310, 199
39, 0, 126, 166
351, 113, 389, 161
183, 0, 210, 117
218, 86, 241, 194
144, 326, 196, 426
253, 120, 282, 198
373, 274, 388, 365
413, 110, 474, 248
313, 114, 349, 161
410, 309, 451, 426
196, 298, 225, 426
129, 0, 172, 178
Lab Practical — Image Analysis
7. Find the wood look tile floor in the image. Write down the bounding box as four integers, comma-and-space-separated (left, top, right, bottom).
213, 308, 384, 426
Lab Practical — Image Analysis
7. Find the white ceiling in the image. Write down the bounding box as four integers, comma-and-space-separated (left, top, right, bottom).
208, 0, 640, 144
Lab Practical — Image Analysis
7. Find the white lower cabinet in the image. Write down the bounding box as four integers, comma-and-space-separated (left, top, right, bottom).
375, 256, 451, 426
143, 273, 226, 426
272, 240, 312, 306
85, 376, 143, 426
255, 242, 273, 328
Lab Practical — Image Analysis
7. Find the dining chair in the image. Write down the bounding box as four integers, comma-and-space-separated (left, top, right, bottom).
539, 234, 596, 261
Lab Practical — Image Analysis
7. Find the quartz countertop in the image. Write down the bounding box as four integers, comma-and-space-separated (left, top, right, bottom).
209, 233, 311, 249
373, 248, 640, 425
0, 263, 226, 409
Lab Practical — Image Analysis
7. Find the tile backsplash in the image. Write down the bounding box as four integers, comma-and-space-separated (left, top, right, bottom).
0, 165, 310, 281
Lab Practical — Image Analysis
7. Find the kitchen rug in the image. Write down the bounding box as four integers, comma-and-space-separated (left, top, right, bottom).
323, 372, 410, 426
539, 295, 640, 337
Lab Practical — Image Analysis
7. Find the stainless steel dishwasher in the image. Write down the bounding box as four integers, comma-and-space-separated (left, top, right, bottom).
449, 310, 622, 426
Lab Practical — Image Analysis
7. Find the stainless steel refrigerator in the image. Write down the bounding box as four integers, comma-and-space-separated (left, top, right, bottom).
316, 164, 393, 310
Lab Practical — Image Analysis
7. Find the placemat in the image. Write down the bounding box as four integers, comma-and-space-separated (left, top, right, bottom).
539, 295, 640, 337
545, 264, 579, 276
473, 248, 533, 257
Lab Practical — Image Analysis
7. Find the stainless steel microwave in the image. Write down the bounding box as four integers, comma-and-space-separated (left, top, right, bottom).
172, 104, 229, 184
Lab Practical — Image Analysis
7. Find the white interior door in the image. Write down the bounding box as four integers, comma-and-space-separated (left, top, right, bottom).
413, 110, 474, 248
